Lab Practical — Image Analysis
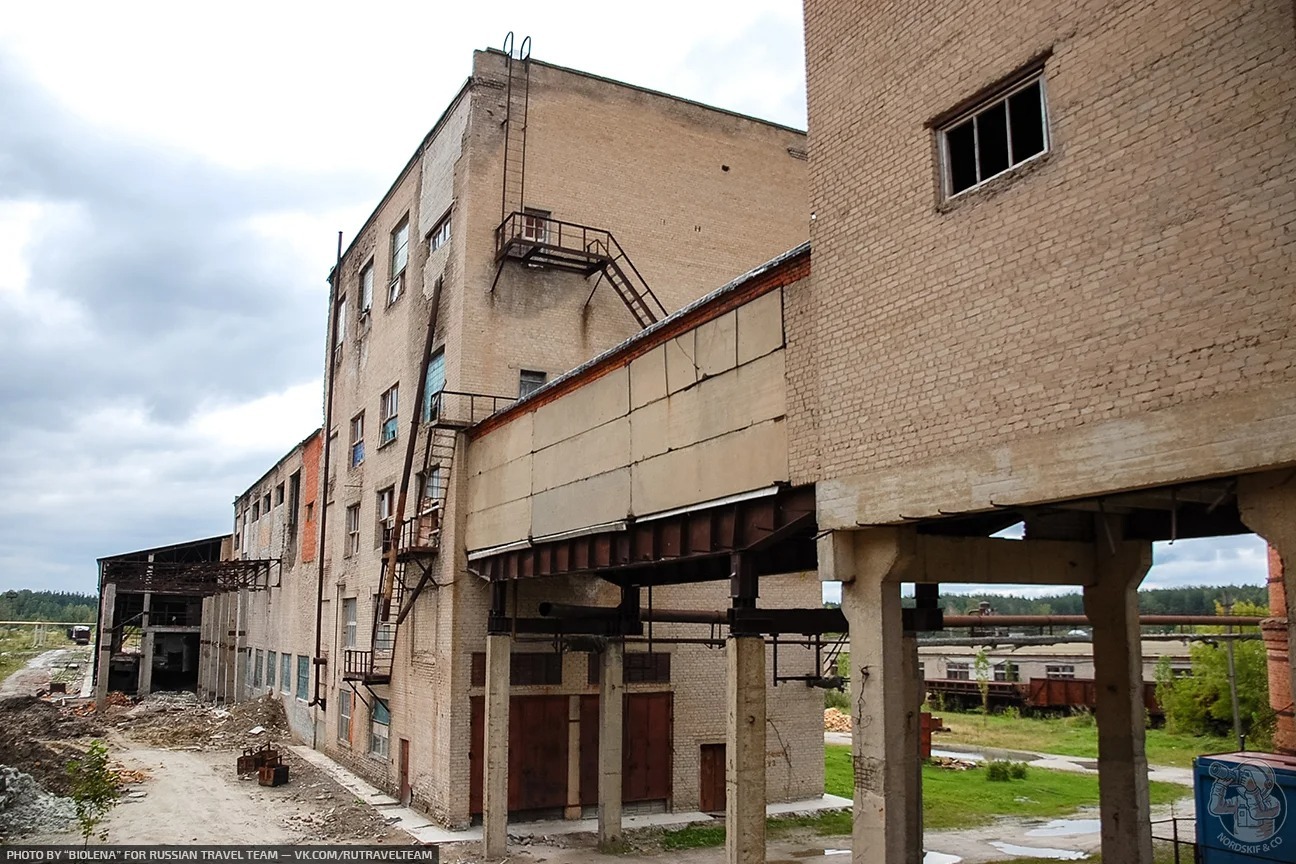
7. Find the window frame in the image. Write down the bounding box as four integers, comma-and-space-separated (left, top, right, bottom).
946, 661, 970, 681
338, 689, 353, 744
369, 699, 391, 759
1045, 664, 1076, 680
295, 655, 310, 701
376, 487, 395, 545
349, 413, 365, 467
281, 654, 292, 693
345, 504, 361, 557
343, 597, 358, 648
428, 213, 451, 253
388, 217, 410, 306
938, 72, 1049, 200
518, 369, 547, 399
359, 261, 375, 314
379, 384, 399, 446
334, 295, 348, 364
253, 649, 264, 688
266, 650, 277, 689
521, 207, 551, 243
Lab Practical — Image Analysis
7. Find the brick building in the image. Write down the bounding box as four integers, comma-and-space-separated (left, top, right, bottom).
213, 45, 817, 831
797, 1, 1296, 862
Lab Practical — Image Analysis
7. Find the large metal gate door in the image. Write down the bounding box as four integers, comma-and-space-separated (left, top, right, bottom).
623, 692, 672, 803
470, 694, 571, 815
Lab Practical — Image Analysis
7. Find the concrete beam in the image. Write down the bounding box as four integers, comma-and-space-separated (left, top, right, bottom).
910, 535, 1096, 586
726, 634, 766, 864
817, 381, 1296, 529
482, 633, 511, 858
836, 529, 922, 864
598, 640, 624, 849
94, 582, 116, 710
1238, 470, 1296, 754
137, 592, 153, 697
1084, 520, 1154, 864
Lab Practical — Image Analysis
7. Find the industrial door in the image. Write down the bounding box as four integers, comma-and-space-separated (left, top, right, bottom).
578, 691, 673, 807
469, 694, 570, 816
699, 743, 725, 813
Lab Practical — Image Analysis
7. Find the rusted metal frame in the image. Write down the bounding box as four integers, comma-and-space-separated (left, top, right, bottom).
729, 607, 847, 637
101, 559, 276, 595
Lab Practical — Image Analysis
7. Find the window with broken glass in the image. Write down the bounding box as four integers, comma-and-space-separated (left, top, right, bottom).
940, 74, 1048, 198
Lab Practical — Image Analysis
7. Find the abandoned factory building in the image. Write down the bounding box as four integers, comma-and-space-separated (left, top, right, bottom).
197, 45, 818, 830
93, 1, 1296, 861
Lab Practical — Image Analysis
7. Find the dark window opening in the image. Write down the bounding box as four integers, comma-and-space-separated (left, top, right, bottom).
470, 651, 563, 687
942, 76, 1048, 197
588, 651, 671, 685
519, 370, 547, 399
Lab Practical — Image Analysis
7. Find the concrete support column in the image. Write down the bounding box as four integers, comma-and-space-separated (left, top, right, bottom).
138, 592, 153, 696
828, 528, 922, 864
565, 695, 582, 820
1239, 470, 1296, 754
482, 632, 511, 859
726, 633, 766, 864
598, 639, 624, 849
94, 582, 116, 709
1083, 521, 1153, 864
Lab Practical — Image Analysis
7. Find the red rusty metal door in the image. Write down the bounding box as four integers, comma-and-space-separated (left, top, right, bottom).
469, 694, 570, 815
699, 743, 725, 813
579, 691, 673, 806
399, 738, 411, 806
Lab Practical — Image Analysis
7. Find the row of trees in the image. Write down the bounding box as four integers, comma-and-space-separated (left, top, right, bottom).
0, 590, 98, 622
935, 584, 1269, 616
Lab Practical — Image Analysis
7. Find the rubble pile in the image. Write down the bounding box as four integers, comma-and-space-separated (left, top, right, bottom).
0, 764, 76, 839
823, 707, 851, 732
109, 692, 291, 749
271, 751, 406, 842
0, 696, 103, 795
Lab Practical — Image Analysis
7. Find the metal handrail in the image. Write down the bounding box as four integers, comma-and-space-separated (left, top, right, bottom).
425, 388, 516, 427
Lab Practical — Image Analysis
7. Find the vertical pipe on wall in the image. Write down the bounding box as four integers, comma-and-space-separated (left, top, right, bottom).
312, 231, 343, 725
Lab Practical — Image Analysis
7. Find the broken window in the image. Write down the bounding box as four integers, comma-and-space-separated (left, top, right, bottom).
349, 413, 364, 468
359, 261, 374, 314
428, 213, 451, 253
253, 650, 263, 688
266, 651, 276, 689
370, 699, 390, 758
389, 217, 409, 305
1045, 664, 1076, 680
338, 690, 353, 743
518, 369, 547, 399
345, 505, 361, 557
418, 467, 443, 513
281, 654, 291, 694
343, 598, 358, 648
262, 492, 271, 515
376, 487, 395, 546
251, 500, 260, 521
275, 483, 285, 506
380, 385, 399, 446
941, 74, 1047, 197
334, 296, 348, 365
296, 655, 310, 700
423, 349, 446, 421
946, 661, 970, 681
287, 471, 301, 532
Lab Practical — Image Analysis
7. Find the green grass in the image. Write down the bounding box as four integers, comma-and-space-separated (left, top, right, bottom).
930, 708, 1233, 769
0, 627, 44, 685
826, 745, 1188, 831
661, 823, 726, 850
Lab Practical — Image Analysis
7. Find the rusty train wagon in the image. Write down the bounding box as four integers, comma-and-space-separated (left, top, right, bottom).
924, 677, 1163, 720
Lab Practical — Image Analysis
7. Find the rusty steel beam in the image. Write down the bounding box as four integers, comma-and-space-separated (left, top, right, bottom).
475, 484, 816, 583
100, 559, 276, 595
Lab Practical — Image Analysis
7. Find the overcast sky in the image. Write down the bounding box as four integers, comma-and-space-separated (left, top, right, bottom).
0, 2, 1269, 598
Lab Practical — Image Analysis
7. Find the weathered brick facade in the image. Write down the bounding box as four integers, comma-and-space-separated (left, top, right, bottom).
796, 0, 1296, 525
224, 47, 814, 829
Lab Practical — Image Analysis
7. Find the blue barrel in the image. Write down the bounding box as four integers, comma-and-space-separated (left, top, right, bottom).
1196, 752, 1295, 862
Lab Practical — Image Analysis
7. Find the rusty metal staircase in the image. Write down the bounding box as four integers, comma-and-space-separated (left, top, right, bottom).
500, 32, 531, 224
494, 212, 668, 328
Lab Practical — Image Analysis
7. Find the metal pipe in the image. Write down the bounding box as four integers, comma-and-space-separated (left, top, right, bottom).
916, 633, 1261, 648
941, 614, 1264, 628
538, 602, 728, 626
312, 231, 342, 714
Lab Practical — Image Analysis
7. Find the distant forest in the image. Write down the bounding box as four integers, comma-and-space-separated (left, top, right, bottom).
0, 590, 98, 623
937, 585, 1269, 616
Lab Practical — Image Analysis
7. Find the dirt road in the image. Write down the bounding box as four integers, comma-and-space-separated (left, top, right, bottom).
0, 646, 91, 699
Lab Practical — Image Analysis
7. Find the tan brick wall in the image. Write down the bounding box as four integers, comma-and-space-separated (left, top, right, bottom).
795, 0, 1296, 521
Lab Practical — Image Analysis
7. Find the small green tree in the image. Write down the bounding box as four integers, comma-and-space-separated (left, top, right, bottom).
67, 740, 118, 845
973, 649, 992, 722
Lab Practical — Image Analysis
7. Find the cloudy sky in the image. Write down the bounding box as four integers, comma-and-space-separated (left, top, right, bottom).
0, 2, 1269, 598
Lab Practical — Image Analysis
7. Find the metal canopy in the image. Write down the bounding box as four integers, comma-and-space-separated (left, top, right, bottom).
99, 559, 276, 595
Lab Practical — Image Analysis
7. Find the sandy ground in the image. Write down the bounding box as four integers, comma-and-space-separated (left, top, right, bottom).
0, 646, 91, 699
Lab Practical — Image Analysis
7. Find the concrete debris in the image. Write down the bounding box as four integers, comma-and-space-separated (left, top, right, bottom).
109, 694, 290, 749
0, 764, 76, 839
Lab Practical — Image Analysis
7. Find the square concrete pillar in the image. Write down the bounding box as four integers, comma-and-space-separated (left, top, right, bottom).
94, 582, 116, 709
1239, 470, 1296, 754
1083, 523, 1153, 864
599, 640, 624, 849
482, 632, 511, 858
831, 528, 922, 864
726, 633, 766, 864
138, 631, 155, 697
